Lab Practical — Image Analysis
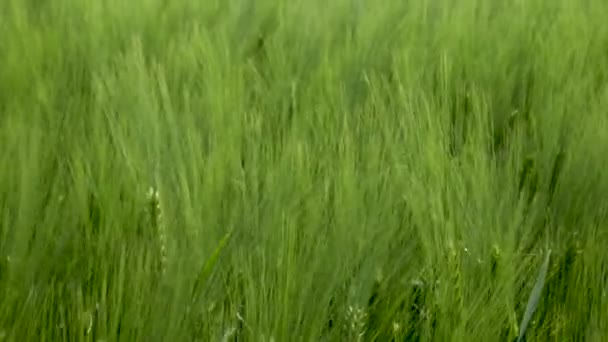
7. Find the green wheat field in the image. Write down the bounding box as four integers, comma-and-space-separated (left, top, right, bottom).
1, 0, 607, 341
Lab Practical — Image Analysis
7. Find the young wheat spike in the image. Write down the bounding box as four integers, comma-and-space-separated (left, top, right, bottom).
344, 305, 367, 342
447, 240, 464, 317
147, 186, 167, 276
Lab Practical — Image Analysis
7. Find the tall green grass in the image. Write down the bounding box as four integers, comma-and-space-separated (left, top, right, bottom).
1, 0, 607, 340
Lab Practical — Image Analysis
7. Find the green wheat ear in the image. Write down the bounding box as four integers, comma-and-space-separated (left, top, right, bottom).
344, 305, 367, 342
517, 249, 552, 342
446, 240, 464, 317
147, 186, 167, 276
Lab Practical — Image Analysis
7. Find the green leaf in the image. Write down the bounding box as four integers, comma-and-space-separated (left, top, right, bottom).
191, 229, 234, 302
517, 249, 552, 342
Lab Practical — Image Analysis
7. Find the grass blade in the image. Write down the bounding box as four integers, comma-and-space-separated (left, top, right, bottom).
191, 230, 234, 302
517, 249, 552, 342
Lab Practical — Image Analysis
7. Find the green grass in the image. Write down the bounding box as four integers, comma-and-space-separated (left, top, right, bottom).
1, 0, 607, 340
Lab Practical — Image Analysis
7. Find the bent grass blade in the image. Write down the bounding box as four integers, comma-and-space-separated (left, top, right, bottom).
191, 230, 234, 302
517, 249, 552, 342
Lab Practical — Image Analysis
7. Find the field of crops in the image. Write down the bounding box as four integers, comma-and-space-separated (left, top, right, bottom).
1, 0, 607, 340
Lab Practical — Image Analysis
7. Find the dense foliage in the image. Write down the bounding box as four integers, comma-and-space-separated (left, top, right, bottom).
1, 0, 607, 340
